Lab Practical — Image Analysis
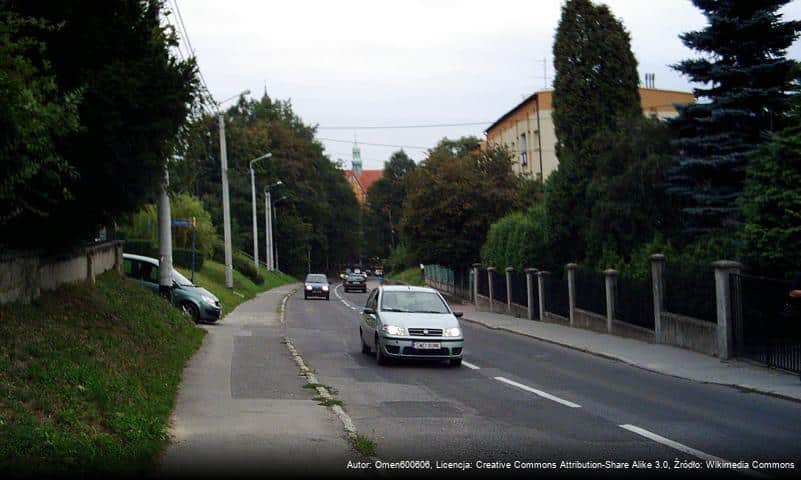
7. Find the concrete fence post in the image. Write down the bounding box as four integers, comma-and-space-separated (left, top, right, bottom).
650, 254, 666, 343
537, 270, 549, 322
86, 249, 96, 285
487, 267, 496, 313
505, 267, 514, 314
525, 268, 537, 320
472, 263, 481, 306
566, 263, 577, 327
604, 269, 618, 333
713, 260, 742, 360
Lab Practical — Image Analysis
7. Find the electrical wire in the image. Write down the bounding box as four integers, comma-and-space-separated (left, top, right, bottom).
316, 121, 492, 130
317, 137, 429, 150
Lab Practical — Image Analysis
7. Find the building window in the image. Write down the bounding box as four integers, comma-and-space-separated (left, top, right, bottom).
519, 133, 528, 167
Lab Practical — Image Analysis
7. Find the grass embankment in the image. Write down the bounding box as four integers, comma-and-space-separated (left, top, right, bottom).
177, 259, 296, 315
387, 267, 425, 286
0, 272, 205, 478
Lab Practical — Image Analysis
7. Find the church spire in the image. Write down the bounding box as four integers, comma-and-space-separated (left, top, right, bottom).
352, 137, 362, 175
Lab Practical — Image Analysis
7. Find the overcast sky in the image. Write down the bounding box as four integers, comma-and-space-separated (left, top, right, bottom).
172, 0, 801, 170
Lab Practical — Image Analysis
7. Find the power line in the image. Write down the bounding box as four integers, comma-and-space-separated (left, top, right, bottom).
317, 137, 430, 150
316, 121, 492, 130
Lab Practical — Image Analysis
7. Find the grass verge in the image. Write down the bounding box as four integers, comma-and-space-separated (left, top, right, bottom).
353, 434, 377, 457
387, 267, 425, 286
177, 259, 295, 316
0, 271, 205, 478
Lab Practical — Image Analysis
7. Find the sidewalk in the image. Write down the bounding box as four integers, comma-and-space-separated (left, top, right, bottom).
462, 308, 801, 402
160, 283, 353, 477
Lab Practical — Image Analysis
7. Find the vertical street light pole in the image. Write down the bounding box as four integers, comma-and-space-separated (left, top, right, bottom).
271, 195, 287, 272
216, 90, 249, 289
265, 190, 272, 271
249, 153, 271, 271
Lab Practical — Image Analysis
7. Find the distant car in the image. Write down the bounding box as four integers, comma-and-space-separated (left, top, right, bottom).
374, 268, 384, 277
304, 273, 330, 300
359, 285, 464, 367
122, 253, 222, 323
343, 273, 368, 293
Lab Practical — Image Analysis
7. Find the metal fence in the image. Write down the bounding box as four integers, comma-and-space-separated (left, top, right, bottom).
663, 269, 716, 323
615, 275, 655, 330
732, 273, 801, 373
574, 268, 606, 316
509, 270, 528, 307
491, 269, 507, 304
545, 273, 570, 318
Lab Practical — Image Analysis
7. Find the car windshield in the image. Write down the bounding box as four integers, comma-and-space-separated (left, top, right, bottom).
348, 274, 366, 280
380, 291, 450, 314
305, 274, 327, 283
172, 269, 193, 287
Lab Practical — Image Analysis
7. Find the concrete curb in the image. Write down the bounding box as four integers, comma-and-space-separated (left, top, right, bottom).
461, 316, 801, 404
280, 289, 384, 465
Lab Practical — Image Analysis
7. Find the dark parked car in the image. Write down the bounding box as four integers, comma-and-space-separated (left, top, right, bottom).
123, 253, 222, 323
344, 273, 368, 293
304, 273, 330, 300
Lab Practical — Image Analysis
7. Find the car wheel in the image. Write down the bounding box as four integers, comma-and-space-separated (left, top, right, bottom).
182, 302, 200, 323
449, 358, 462, 367
326, 295, 330, 301
360, 329, 371, 354
375, 334, 388, 365
304, 294, 308, 300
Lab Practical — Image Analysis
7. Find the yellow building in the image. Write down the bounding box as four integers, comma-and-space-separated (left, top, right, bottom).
485, 88, 695, 180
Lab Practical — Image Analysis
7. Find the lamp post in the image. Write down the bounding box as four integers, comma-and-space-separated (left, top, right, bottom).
272, 195, 288, 272
249, 152, 272, 271
264, 181, 282, 271
218, 89, 250, 288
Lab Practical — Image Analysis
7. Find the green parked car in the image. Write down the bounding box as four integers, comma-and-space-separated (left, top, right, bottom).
122, 253, 222, 323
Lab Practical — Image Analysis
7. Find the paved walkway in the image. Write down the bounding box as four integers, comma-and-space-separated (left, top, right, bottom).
461, 309, 801, 402
160, 283, 353, 477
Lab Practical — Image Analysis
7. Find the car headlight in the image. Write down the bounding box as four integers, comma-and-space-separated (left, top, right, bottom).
201, 295, 217, 305
322, 285, 329, 291
382, 325, 406, 336
305, 284, 312, 290
443, 327, 462, 337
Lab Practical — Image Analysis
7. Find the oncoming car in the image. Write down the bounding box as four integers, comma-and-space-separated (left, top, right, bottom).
343, 272, 368, 293
358, 285, 464, 367
304, 273, 330, 300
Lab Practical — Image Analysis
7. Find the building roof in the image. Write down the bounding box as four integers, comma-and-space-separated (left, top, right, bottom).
485, 87, 694, 134
485, 90, 551, 134
344, 169, 384, 194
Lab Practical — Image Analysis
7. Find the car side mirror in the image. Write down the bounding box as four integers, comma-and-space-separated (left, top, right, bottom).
453, 311, 464, 318
363, 307, 376, 315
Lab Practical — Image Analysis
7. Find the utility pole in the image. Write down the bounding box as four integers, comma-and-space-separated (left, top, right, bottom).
265, 190, 272, 271
158, 163, 173, 298
217, 90, 249, 289
249, 153, 271, 271
219, 112, 233, 288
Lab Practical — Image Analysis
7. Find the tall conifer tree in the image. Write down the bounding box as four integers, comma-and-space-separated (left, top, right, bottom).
669, 0, 800, 235
547, 0, 642, 263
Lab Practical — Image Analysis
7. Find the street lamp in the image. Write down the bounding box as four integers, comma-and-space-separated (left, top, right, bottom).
272, 195, 289, 272
264, 180, 282, 271
249, 152, 272, 271
217, 89, 250, 288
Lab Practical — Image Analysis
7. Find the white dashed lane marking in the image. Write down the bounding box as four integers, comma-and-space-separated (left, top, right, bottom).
494, 376, 582, 408
461, 360, 480, 370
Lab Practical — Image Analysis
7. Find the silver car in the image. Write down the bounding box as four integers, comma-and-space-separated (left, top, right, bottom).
359, 285, 464, 367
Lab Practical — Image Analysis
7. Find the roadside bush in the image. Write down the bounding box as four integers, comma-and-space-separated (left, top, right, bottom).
173, 248, 205, 271
385, 243, 415, 274
481, 204, 554, 271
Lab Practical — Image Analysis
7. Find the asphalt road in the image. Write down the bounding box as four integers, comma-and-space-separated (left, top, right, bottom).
286, 279, 801, 477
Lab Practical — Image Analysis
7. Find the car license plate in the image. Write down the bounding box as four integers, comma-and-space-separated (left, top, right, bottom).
414, 342, 441, 349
